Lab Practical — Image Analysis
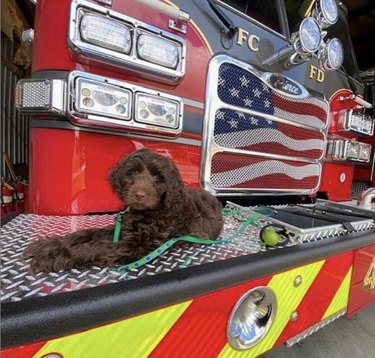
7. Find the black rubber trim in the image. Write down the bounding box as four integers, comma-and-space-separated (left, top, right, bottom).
2, 229, 375, 348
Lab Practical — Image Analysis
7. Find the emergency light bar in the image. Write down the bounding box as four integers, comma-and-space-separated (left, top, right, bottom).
69, 0, 186, 83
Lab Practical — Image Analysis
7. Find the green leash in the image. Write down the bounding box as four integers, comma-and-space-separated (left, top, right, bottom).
114, 208, 266, 273
117, 235, 225, 272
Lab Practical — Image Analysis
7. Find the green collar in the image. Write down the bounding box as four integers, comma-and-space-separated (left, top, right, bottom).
112, 210, 126, 243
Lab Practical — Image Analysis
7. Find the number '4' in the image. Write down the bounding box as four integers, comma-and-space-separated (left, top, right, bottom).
363, 256, 375, 290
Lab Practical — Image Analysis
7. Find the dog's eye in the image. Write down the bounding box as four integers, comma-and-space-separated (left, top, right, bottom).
126, 170, 138, 176
153, 174, 164, 183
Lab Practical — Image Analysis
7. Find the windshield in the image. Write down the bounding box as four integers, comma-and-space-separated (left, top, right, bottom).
285, 0, 360, 79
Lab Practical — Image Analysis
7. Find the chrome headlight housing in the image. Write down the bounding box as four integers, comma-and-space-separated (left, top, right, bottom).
69, 0, 186, 84
319, 38, 343, 71
340, 110, 375, 135
292, 17, 322, 55
74, 78, 132, 120
313, 0, 339, 28
332, 140, 372, 163
68, 71, 183, 137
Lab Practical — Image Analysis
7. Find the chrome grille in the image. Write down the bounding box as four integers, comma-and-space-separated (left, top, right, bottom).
202, 55, 329, 195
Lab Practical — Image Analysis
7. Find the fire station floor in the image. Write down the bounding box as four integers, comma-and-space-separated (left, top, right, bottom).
262, 302, 375, 358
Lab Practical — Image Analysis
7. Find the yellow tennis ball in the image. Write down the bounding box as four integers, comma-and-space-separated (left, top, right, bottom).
262, 227, 280, 246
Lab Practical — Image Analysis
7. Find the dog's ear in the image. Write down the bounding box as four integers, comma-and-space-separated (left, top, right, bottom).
162, 160, 187, 209
108, 158, 124, 197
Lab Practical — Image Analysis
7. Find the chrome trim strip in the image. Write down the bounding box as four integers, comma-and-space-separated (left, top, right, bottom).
181, 97, 205, 110
29, 119, 201, 147
286, 309, 346, 347
69, 0, 186, 84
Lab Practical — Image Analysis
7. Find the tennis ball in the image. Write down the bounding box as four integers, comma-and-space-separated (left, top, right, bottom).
261, 227, 280, 246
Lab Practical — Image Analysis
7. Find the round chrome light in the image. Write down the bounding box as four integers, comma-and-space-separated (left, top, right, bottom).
319, 0, 338, 26
299, 17, 322, 53
319, 38, 344, 70
227, 287, 277, 350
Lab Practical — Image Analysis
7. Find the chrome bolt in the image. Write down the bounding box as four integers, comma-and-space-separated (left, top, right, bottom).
290, 311, 299, 321
294, 275, 302, 287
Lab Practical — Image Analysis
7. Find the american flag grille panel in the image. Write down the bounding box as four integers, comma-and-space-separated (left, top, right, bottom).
217, 62, 328, 129
202, 56, 329, 194
213, 108, 325, 159
210, 152, 320, 190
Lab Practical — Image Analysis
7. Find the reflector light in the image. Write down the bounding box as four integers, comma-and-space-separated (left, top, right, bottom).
137, 32, 180, 69
15, 80, 51, 110
75, 78, 131, 120
80, 13, 132, 54
135, 93, 180, 128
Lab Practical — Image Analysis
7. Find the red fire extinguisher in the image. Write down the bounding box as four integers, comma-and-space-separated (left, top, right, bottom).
1, 182, 14, 215
14, 181, 25, 213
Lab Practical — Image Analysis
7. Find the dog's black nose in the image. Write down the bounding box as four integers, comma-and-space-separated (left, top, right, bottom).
135, 190, 147, 200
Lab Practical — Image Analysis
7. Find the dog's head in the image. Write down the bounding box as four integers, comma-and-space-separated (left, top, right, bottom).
109, 149, 186, 211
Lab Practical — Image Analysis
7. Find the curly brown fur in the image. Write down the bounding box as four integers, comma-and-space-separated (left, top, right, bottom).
23, 148, 224, 273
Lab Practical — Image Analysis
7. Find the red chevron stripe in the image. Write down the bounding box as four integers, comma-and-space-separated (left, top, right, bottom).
274, 251, 353, 346
150, 276, 271, 357
1, 341, 47, 358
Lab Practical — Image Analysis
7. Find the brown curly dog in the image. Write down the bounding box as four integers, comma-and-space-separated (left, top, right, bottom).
23, 148, 224, 273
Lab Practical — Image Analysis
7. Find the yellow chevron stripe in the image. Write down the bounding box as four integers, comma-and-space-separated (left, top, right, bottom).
33, 301, 192, 358
219, 260, 325, 357
322, 267, 352, 319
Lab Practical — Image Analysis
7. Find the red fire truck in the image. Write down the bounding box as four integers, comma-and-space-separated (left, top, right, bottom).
1, 0, 374, 357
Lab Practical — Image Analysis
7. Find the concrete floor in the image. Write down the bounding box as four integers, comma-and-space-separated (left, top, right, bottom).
263, 303, 375, 358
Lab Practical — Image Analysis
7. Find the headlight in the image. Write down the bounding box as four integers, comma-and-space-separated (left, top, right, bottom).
293, 17, 322, 55
341, 110, 374, 135
137, 32, 181, 69
346, 141, 360, 161
319, 38, 343, 71
69, 71, 183, 136
332, 140, 372, 163
75, 78, 132, 120
359, 144, 372, 162
80, 13, 132, 54
135, 93, 180, 128
362, 116, 374, 135
315, 0, 338, 27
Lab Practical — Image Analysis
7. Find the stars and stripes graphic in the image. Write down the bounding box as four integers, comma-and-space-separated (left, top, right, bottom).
210, 153, 320, 190
214, 108, 325, 159
217, 63, 328, 129
204, 60, 329, 192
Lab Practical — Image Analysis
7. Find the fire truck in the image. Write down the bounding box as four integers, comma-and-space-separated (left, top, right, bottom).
1, 0, 374, 356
